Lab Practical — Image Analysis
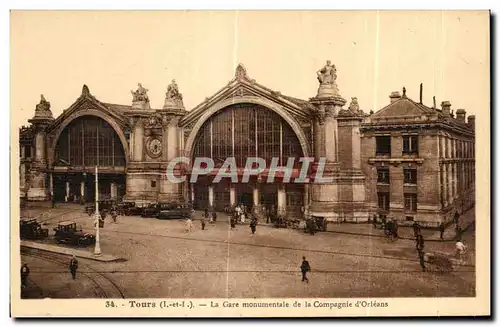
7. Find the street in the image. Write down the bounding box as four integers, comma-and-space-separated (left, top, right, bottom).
20, 203, 475, 298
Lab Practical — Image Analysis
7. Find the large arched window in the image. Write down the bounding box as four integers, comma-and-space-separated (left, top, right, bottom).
192, 104, 303, 167
54, 116, 126, 167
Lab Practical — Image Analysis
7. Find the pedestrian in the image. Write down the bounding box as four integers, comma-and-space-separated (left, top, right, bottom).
439, 222, 445, 240
372, 214, 378, 228
204, 208, 209, 219
417, 249, 426, 272
51, 195, 56, 208
20, 263, 30, 288
186, 217, 194, 233
455, 239, 467, 259
454, 211, 460, 225
266, 207, 270, 224
69, 255, 78, 280
230, 217, 236, 230
201, 216, 206, 230
416, 235, 425, 252
381, 215, 387, 230
212, 210, 217, 223
412, 222, 421, 238
300, 256, 311, 283
250, 218, 257, 234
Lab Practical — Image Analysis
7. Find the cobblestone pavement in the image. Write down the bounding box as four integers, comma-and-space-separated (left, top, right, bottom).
19, 203, 476, 298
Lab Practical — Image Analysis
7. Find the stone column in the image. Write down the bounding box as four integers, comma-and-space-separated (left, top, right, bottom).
277, 184, 286, 216
208, 185, 214, 210
20, 164, 26, 189
35, 132, 45, 162
65, 181, 70, 202
441, 164, 447, 207
80, 180, 85, 201
303, 184, 309, 217
230, 184, 236, 206
447, 163, 453, 204
111, 182, 117, 199
253, 184, 259, 207
190, 183, 195, 203
133, 121, 144, 162
167, 120, 179, 161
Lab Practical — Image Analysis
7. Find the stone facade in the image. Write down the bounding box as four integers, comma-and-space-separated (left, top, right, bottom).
360, 88, 475, 227
18, 62, 475, 226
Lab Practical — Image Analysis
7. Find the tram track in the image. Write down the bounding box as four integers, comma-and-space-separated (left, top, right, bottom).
21, 247, 125, 299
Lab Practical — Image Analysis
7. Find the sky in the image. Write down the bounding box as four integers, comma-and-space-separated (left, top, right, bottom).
11, 11, 489, 127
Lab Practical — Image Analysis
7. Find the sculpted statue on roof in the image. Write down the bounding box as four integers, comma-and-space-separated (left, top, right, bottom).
131, 83, 149, 102
35, 94, 51, 112
166, 79, 182, 101
317, 60, 337, 85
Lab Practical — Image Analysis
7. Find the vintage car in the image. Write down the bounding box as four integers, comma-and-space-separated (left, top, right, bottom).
85, 200, 116, 216
157, 203, 194, 220
20, 218, 49, 240
53, 221, 96, 247
119, 202, 144, 216
141, 203, 161, 218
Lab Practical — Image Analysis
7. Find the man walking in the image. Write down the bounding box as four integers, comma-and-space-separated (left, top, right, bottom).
439, 222, 445, 240
416, 235, 425, 272
201, 216, 206, 230
250, 218, 257, 234
20, 263, 30, 288
69, 255, 78, 280
300, 256, 311, 283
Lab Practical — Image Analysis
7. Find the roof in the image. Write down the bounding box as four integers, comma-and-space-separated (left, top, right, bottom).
104, 103, 132, 112
58, 221, 76, 226
372, 95, 436, 118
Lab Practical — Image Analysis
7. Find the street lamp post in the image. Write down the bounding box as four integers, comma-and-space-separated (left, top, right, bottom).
94, 165, 101, 256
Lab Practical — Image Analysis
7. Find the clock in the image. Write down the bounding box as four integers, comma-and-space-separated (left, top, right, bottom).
147, 138, 162, 157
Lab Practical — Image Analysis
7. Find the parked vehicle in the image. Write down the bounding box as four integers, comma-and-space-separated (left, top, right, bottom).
53, 221, 95, 247
116, 201, 136, 215
141, 203, 161, 218
157, 203, 194, 220
85, 200, 115, 216
20, 218, 49, 240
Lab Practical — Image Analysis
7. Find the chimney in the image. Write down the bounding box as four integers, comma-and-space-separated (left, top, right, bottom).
433, 96, 436, 109
441, 101, 451, 117
389, 91, 401, 103
455, 109, 466, 122
467, 115, 475, 129
419, 83, 423, 104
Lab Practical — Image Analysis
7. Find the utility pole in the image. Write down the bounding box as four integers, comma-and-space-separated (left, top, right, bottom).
94, 124, 101, 256
94, 165, 101, 256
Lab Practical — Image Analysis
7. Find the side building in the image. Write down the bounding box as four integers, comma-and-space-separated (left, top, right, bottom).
361, 88, 475, 227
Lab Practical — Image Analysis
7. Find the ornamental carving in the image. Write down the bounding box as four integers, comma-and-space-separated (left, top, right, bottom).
131, 83, 150, 103
235, 63, 248, 80
146, 112, 163, 129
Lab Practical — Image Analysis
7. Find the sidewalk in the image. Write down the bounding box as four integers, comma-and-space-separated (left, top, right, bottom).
214, 207, 476, 242
324, 207, 475, 242
21, 240, 125, 262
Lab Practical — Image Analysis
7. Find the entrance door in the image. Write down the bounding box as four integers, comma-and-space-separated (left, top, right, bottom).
237, 192, 253, 210
260, 184, 278, 213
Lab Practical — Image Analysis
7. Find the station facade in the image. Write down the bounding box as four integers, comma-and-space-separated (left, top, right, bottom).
19, 62, 475, 226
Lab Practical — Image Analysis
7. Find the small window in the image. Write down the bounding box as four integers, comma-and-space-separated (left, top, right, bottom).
403, 135, 419, 154
377, 192, 390, 211
405, 216, 414, 221
151, 180, 157, 188
404, 168, 417, 184
376, 136, 391, 155
404, 194, 417, 212
377, 168, 390, 184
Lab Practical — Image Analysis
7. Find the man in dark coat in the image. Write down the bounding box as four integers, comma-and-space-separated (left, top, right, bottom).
300, 256, 311, 282
250, 218, 257, 234
416, 235, 425, 271
21, 264, 30, 287
69, 255, 78, 280
212, 210, 217, 223
439, 222, 445, 240
372, 214, 378, 228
